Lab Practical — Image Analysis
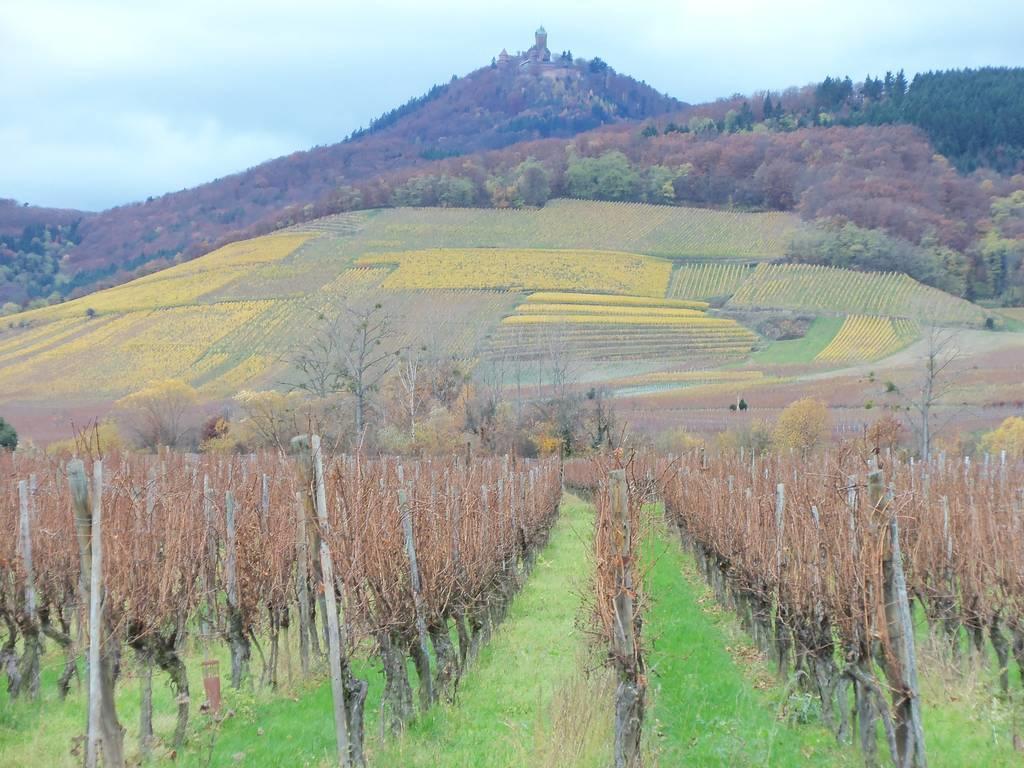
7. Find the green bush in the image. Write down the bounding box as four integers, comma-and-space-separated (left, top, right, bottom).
0, 417, 17, 451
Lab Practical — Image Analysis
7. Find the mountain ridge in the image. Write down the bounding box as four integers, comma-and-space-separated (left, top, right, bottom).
0, 38, 681, 305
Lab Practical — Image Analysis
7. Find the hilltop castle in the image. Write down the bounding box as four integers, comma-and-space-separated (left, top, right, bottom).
498, 26, 559, 70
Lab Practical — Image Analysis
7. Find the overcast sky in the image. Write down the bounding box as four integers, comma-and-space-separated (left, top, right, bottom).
2, 0, 1022, 212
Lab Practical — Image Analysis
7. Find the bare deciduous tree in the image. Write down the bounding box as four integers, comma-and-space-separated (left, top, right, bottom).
288, 302, 402, 436
908, 324, 962, 457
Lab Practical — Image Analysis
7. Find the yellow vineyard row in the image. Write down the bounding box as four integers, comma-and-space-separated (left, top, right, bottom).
525, 292, 708, 310
517, 303, 706, 319
815, 315, 918, 362
504, 314, 750, 327
356, 248, 673, 297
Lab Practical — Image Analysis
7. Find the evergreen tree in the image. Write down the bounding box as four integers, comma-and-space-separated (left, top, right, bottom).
893, 69, 908, 103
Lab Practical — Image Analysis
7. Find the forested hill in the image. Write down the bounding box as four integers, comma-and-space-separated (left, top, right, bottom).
4, 65, 1024, 311
812, 67, 1024, 173
0, 54, 680, 306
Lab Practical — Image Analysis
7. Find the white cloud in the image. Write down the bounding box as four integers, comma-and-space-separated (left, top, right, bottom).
0, 112, 298, 210
1, 0, 1023, 209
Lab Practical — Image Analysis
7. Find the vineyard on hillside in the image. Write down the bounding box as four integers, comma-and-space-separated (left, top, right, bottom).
814, 315, 918, 363
0, 200, 1011, 406
22, 235, 313, 320
357, 248, 673, 296
668, 263, 755, 300
728, 263, 989, 325
490, 292, 756, 362
0, 303, 275, 399
301, 200, 798, 261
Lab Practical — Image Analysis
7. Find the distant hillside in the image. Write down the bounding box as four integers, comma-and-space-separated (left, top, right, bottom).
0, 199, 92, 235
1, 35, 680, 304
0, 201, 792, 402
0, 200, 997, 409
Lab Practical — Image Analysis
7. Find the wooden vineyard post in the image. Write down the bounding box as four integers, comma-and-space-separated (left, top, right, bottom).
295, 492, 312, 677
68, 459, 125, 768
87, 462, 105, 768
224, 491, 250, 689
398, 475, 434, 709
293, 435, 351, 768
870, 461, 927, 768
609, 469, 644, 768
200, 476, 211, 641
17, 480, 40, 698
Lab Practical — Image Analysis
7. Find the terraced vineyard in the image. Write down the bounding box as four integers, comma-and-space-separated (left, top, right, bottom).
668, 262, 755, 299
728, 263, 989, 325
490, 292, 757, 362
814, 314, 918, 363
524, 291, 708, 310
357, 248, 673, 296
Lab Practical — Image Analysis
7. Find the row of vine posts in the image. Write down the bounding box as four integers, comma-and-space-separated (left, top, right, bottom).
1, 439, 562, 767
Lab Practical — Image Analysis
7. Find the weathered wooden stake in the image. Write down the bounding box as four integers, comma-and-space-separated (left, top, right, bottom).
294, 435, 351, 767
398, 471, 434, 708
870, 463, 927, 768
69, 460, 125, 768
295, 492, 312, 677
17, 480, 40, 699
86, 462, 105, 768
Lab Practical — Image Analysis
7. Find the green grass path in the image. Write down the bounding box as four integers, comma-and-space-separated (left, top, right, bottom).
643, 526, 850, 767
750, 316, 844, 364
369, 493, 601, 767
181, 493, 600, 767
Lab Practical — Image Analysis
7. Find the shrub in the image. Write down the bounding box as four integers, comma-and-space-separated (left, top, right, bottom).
980, 416, 1024, 460
773, 398, 830, 455
0, 417, 17, 450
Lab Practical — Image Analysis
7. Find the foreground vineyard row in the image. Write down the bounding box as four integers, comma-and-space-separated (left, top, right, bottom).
0, 448, 561, 766
566, 449, 1024, 768
661, 451, 1023, 767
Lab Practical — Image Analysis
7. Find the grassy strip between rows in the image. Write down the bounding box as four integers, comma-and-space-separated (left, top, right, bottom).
368, 494, 606, 767
642, 518, 848, 766
645, 513, 1024, 767
0, 496, 605, 768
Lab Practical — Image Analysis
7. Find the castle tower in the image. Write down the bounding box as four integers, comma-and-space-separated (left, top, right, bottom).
530, 25, 550, 63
